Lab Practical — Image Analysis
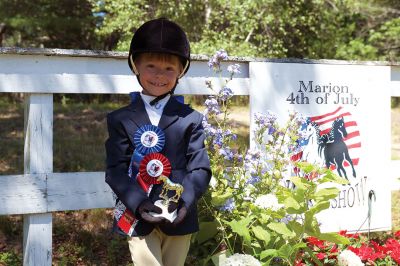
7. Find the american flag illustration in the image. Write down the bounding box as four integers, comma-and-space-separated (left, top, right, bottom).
292, 106, 361, 177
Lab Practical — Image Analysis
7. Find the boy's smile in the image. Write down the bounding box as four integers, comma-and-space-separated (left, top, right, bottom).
135, 55, 182, 97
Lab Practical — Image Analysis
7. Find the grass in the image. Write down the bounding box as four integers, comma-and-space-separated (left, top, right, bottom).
1, 93, 400, 264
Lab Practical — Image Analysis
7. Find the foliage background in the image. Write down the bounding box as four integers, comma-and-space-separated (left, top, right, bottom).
0, 0, 399, 61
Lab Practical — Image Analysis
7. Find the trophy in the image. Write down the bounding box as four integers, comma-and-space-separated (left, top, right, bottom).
150, 175, 184, 222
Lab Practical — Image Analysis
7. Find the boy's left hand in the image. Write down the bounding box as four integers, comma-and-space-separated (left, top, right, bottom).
172, 206, 187, 226
167, 201, 187, 226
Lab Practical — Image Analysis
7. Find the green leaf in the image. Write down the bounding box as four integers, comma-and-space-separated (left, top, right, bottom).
267, 222, 295, 238
287, 220, 303, 235
317, 232, 350, 245
211, 190, 233, 206
196, 221, 219, 244
290, 176, 308, 190
296, 161, 315, 173
304, 212, 320, 235
320, 170, 349, 185
260, 213, 271, 222
277, 244, 293, 259
283, 196, 301, 212
314, 187, 339, 200
252, 225, 270, 244
227, 216, 253, 244
260, 249, 278, 260
308, 201, 331, 215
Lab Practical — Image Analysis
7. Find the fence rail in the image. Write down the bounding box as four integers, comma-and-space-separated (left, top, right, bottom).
1, 47, 400, 265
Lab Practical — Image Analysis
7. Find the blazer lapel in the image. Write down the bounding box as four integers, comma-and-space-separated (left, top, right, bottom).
127, 95, 152, 127
158, 97, 180, 130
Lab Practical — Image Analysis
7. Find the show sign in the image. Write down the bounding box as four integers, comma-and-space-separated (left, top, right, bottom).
250, 61, 391, 233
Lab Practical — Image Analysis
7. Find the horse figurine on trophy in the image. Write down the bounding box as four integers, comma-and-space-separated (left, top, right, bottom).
149, 175, 184, 222
157, 175, 183, 205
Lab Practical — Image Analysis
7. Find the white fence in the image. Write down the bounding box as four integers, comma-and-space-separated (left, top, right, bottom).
0, 47, 399, 265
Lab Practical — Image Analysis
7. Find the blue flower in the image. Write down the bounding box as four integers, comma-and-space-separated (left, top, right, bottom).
218, 86, 234, 101
208, 49, 228, 72
219, 198, 235, 212
202, 117, 217, 137
219, 147, 234, 160
204, 97, 221, 115
245, 174, 261, 185
245, 149, 261, 162
254, 112, 279, 136
213, 129, 224, 147
227, 63, 241, 75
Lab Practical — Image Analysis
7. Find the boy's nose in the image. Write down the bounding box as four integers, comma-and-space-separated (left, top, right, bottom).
153, 68, 166, 76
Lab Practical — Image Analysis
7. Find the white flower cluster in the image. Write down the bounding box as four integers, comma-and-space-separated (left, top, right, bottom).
221, 253, 261, 266
337, 250, 364, 266
254, 194, 283, 211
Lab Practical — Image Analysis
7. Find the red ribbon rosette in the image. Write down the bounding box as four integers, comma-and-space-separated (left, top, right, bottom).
138, 153, 171, 189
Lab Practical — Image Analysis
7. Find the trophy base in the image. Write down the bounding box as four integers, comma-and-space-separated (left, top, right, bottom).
149, 200, 177, 223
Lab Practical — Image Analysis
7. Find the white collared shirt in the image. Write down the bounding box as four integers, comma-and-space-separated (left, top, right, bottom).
140, 93, 170, 126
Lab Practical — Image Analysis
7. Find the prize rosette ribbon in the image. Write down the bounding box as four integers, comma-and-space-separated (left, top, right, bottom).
128, 125, 165, 178
116, 124, 170, 235
134, 125, 165, 155
137, 153, 171, 191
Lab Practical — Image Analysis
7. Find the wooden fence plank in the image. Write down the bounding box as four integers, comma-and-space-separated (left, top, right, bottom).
47, 172, 113, 211
0, 74, 250, 95
0, 174, 46, 215
23, 94, 53, 266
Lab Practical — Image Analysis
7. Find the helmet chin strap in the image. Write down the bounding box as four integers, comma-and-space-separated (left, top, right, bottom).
149, 80, 178, 106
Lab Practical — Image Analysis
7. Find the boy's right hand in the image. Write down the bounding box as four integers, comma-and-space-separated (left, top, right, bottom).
137, 199, 166, 224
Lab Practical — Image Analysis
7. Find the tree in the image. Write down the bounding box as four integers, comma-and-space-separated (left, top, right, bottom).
92, 0, 399, 61
0, 0, 100, 49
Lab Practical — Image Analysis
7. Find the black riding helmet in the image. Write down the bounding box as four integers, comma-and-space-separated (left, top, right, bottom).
128, 18, 190, 105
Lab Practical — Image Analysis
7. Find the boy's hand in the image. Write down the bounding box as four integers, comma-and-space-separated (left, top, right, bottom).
137, 199, 166, 224
168, 201, 178, 213
166, 201, 187, 226
172, 206, 187, 226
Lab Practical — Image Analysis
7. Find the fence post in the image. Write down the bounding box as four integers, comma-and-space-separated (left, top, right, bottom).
23, 93, 53, 265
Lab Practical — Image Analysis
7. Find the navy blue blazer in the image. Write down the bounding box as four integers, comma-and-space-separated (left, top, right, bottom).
105, 95, 211, 236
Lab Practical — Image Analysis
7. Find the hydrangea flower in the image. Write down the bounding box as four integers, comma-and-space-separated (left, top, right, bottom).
254, 194, 283, 211
337, 250, 364, 266
220, 198, 235, 212
221, 253, 261, 266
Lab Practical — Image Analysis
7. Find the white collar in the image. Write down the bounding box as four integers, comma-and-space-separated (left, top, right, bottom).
140, 93, 171, 110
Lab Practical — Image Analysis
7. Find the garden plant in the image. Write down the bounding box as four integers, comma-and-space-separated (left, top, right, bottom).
194, 50, 357, 266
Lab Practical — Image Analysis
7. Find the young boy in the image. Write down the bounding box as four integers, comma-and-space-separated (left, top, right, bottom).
105, 18, 211, 266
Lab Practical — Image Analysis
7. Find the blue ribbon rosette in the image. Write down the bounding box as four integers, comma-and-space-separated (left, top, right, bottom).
134, 125, 165, 155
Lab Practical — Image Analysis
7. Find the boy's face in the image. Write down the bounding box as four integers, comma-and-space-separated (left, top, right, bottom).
135, 54, 182, 97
